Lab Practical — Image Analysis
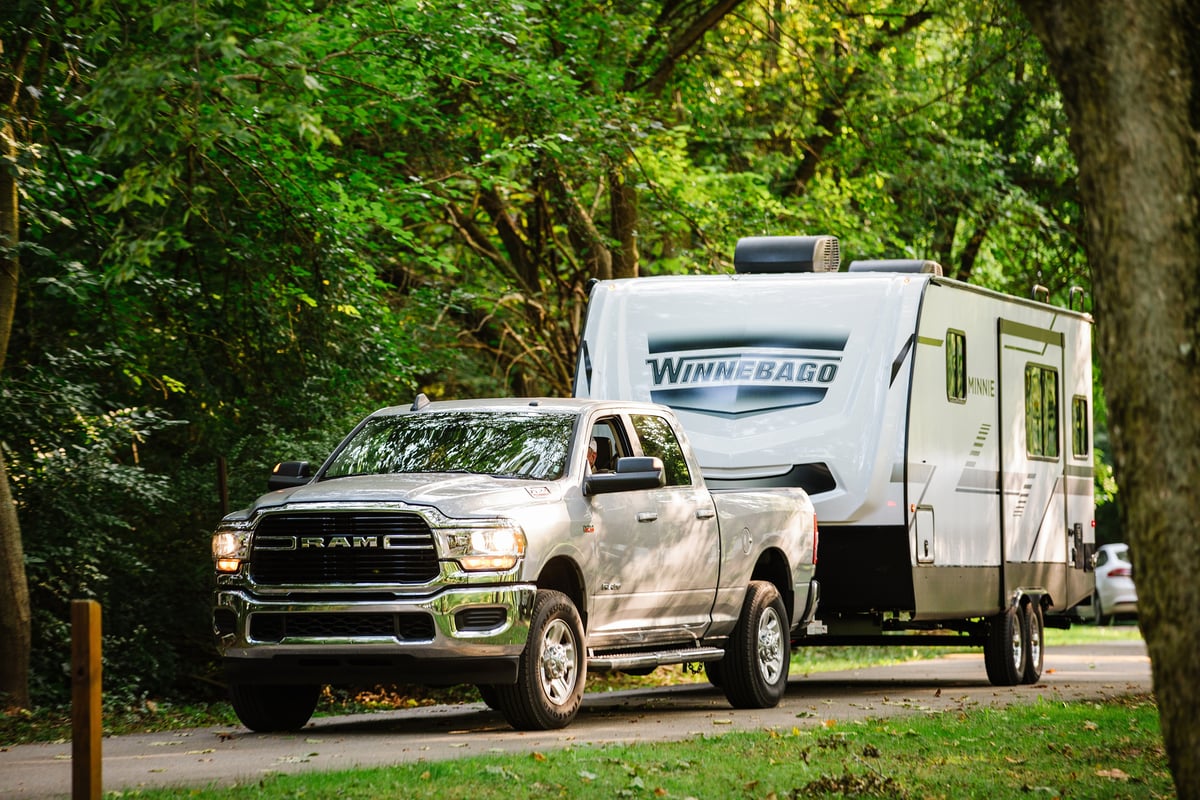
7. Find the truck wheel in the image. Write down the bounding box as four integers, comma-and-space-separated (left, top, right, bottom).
721, 581, 789, 709
493, 589, 586, 730
1020, 602, 1044, 684
229, 683, 320, 732
983, 605, 1026, 686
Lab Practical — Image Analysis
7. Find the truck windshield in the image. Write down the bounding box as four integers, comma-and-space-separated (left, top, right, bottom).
322, 411, 575, 481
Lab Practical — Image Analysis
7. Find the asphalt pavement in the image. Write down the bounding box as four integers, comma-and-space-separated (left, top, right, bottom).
0, 641, 1152, 798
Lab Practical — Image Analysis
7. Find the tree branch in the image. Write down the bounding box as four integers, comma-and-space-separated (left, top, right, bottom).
625, 0, 747, 95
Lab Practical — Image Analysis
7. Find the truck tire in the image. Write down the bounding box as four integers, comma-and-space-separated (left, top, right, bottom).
1020, 601, 1044, 684
983, 605, 1025, 686
493, 589, 586, 730
721, 581, 789, 709
229, 683, 320, 732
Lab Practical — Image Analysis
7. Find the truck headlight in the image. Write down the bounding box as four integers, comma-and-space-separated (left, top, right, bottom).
439, 522, 526, 572
212, 520, 253, 573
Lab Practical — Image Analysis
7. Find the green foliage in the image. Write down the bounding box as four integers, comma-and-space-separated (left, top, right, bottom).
2, 0, 1102, 708
671, 0, 1084, 294
0, 349, 188, 704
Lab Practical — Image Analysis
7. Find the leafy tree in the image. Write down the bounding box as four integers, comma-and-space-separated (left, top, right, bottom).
666, 0, 1084, 296
1, 0, 75, 711
0, 0, 1111, 715
376, 0, 758, 395
2, 0, 461, 705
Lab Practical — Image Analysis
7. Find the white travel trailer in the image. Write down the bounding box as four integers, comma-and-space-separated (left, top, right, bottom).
573, 235, 1096, 686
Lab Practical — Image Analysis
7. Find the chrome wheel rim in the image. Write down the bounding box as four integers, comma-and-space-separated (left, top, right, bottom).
1010, 617, 1025, 672
539, 618, 578, 705
756, 606, 785, 684
1028, 612, 1042, 668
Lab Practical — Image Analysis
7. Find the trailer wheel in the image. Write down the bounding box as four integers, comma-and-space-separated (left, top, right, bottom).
1020, 602, 1044, 684
983, 605, 1025, 686
492, 589, 586, 730
229, 683, 320, 732
721, 581, 790, 709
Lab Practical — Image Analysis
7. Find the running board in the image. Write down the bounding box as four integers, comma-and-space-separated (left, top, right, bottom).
588, 646, 726, 672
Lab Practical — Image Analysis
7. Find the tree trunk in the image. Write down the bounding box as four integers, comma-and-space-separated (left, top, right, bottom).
0, 460, 30, 710
1017, 2, 1200, 796
0, 118, 31, 710
546, 166, 613, 281
609, 161, 640, 280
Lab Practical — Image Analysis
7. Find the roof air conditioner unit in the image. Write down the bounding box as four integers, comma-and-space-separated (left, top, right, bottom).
846, 259, 943, 276
734, 235, 841, 274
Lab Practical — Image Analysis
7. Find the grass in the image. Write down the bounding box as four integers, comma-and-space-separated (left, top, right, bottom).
0, 623, 1145, 747
95, 694, 1170, 799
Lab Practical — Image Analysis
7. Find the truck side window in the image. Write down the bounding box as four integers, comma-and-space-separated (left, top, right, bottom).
589, 419, 624, 472
1025, 364, 1059, 458
630, 414, 692, 487
946, 329, 966, 403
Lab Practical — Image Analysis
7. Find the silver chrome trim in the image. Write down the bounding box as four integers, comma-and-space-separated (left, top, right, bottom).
213, 584, 536, 660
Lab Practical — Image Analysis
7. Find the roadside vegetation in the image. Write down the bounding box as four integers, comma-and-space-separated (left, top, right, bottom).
0, 625, 1143, 748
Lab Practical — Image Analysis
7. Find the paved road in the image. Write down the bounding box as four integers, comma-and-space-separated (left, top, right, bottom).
1, 642, 1152, 798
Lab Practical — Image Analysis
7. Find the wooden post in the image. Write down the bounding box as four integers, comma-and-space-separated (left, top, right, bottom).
71, 599, 102, 800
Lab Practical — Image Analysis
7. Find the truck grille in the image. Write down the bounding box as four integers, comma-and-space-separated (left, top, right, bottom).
249, 512, 440, 585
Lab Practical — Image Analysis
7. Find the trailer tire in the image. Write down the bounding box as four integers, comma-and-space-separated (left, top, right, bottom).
983, 605, 1025, 686
721, 581, 790, 709
1020, 602, 1044, 684
492, 589, 586, 730
230, 683, 320, 732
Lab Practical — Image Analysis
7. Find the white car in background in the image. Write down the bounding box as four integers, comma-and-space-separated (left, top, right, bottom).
1091, 543, 1137, 625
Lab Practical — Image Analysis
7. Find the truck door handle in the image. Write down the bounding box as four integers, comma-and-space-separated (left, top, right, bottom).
637, 512, 658, 523
696, 508, 716, 520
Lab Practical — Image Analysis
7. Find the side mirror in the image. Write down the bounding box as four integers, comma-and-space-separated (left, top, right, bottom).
268, 460, 313, 491
584, 456, 665, 496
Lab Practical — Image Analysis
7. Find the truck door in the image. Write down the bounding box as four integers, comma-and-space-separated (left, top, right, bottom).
587, 414, 720, 646
997, 319, 1068, 598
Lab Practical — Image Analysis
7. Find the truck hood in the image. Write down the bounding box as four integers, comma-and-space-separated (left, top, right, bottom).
247, 473, 563, 519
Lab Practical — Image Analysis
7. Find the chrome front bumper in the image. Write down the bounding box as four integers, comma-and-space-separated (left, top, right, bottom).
213, 584, 537, 685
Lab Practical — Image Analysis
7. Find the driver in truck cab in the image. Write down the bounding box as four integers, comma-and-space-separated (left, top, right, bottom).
587, 437, 613, 472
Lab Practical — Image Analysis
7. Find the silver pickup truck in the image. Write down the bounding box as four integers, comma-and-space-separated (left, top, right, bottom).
211, 397, 821, 731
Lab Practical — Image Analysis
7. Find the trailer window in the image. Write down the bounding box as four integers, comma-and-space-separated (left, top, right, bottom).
1025, 365, 1059, 458
946, 330, 966, 403
1072, 396, 1090, 457
630, 414, 692, 487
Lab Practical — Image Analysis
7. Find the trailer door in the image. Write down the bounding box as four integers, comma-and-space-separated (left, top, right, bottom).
997, 319, 1068, 598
